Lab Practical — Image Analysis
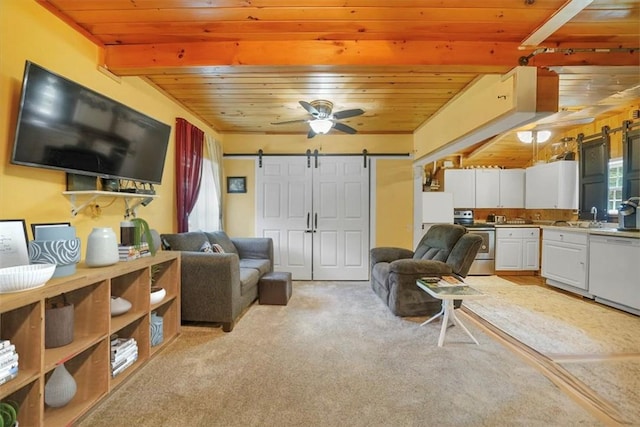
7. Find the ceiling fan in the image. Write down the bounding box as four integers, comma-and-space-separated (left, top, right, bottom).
271, 100, 364, 138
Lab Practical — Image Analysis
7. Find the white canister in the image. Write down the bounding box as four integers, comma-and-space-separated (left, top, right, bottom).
85, 227, 119, 267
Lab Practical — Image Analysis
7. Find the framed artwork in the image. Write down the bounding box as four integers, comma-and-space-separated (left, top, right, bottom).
227, 176, 247, 194
30, 222, 71, 240
0, 219, 30, 268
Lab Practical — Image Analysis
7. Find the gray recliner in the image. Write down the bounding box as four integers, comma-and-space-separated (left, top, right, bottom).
370, 224, 482, 317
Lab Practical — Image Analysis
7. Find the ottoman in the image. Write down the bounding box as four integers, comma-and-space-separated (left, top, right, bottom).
259, 271, 292, 305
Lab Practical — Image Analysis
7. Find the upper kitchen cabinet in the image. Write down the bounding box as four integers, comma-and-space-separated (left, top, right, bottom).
444, 169, 475, 208
525, 161, 578, 209
475, 169, 525, 209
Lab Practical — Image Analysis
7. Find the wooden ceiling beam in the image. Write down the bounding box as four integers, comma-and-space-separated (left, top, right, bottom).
104, 40, 639, 75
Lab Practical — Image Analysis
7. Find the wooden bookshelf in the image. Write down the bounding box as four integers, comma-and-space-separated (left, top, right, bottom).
0, 251, 180, 426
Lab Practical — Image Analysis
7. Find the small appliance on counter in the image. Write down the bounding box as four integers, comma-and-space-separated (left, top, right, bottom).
618, 197, 640, 231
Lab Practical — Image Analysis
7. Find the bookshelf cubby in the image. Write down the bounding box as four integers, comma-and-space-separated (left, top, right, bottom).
0, 251, 180, 426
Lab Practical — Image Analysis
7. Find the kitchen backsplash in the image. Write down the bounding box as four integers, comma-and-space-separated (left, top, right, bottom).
472, 208, 578, 223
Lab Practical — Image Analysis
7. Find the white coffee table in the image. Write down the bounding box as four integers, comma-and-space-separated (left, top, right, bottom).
416, 278, 485, 347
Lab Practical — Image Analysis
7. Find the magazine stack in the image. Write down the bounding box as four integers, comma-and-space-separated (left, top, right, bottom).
110, 337, 138, 378
0, 339, 19, 385
118, 242, 150, 261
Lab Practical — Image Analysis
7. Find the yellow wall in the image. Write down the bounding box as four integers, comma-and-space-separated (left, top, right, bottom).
0, 0, 220, 246
221, 134, 416, 247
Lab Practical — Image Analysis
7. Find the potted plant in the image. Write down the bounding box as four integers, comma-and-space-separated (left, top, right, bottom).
130, 217, 157, 256
0, 400, 19, 427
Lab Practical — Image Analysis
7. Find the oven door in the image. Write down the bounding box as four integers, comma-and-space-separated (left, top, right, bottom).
465, 229, 495, 275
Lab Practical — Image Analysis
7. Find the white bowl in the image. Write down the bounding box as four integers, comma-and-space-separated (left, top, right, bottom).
110, 296, 132, 316
0, 263, 56, 293
150, 287, 166, 305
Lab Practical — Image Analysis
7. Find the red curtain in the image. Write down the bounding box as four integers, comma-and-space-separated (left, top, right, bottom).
175, 118, 204, 232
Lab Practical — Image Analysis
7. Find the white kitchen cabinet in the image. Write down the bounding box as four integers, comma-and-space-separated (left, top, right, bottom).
496, 227, 540, 271
541, 229, 589, 296
444, 169, 475, 208
525, 161, 578, 209
499, 169, 525, 208
588, 235, 640, 315
446, 168, 524, 209
474, 169, 500, 208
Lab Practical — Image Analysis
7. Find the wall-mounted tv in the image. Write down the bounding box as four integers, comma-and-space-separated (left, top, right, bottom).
11, 61, 171, 184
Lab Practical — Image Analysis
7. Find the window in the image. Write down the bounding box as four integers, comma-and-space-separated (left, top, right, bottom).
188, 157, 221, 232
608, 158, 623, 215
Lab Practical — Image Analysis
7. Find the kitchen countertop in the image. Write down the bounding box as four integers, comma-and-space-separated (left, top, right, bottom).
539, 225, 640, 239
474, 221, 640, 238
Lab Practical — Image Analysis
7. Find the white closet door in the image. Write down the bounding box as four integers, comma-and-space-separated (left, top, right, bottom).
313, 157, 370, 280
256, 157, 313, 279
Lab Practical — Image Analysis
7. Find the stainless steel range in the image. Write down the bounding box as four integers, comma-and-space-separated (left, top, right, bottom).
453, 210, 495, 275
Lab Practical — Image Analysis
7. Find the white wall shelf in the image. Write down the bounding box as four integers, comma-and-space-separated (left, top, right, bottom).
62, 191, 158, 216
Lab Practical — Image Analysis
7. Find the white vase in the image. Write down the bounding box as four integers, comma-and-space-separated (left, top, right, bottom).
85, 227, 119, 267
45, 363, 77, 408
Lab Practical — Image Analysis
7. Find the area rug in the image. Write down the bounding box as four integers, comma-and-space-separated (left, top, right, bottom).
77, 281, 601, 427
462, 275, 640, 424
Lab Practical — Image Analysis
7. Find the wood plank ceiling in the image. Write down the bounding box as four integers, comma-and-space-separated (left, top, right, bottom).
37, 0, 640, 167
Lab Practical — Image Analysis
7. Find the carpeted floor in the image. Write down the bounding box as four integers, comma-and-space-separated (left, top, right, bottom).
462, 275, 640, 425
77, 280, 604, 427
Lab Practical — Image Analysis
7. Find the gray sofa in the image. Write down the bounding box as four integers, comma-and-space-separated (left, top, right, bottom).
160, 231, 273, 332
370, 224, 482, 317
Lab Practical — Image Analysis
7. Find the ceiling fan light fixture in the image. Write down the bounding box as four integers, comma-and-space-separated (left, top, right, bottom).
517, 130, 551, 144
309, 119, 333, 134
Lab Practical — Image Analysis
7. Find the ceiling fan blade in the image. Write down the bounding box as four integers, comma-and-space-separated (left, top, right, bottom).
307, 128, 317, 139
333, 122, 357, 134
333, 108, 364, 120
299, 101, 320, 116
271, 119, 309, 125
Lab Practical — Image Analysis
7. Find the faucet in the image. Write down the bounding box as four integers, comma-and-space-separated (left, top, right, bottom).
590, 206, 597, 222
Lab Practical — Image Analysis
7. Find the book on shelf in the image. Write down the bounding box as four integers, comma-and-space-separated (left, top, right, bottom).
0, 344, 16, 358
111, 337, 136, 351
118, 243, 150, 261
0, 365, 18, 385
111, 345, 138, 364
111, 354, 138, 378
0, 353, 18, 369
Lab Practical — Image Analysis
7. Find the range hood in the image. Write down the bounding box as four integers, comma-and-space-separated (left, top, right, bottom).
413, 66, 559, 166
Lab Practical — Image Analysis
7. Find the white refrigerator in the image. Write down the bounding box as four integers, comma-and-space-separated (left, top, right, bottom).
417, 192, 454, 246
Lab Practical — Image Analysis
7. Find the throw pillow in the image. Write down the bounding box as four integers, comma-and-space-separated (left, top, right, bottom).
200, 241, 214, 253
211, 243, 225, 253
205, 231, 238, 255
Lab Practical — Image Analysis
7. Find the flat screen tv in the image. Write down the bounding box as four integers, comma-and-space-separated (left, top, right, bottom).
11, 61, 171, 184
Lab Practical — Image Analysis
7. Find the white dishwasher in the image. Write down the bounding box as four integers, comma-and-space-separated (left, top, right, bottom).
588, 235, 640, 315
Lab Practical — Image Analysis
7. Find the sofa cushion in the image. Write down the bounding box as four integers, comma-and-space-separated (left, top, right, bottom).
205, 231, 238, 255
161, 232, 208, 252
239, 267, 260, 295
239, 259, 271, 276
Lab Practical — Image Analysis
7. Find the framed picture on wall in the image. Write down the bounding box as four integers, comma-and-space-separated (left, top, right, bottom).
227, 176, 247, 194
0, 219, 30, 268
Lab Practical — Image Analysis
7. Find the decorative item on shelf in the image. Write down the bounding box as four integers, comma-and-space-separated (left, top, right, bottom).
110, 296, 132, 316
44, 294, 74, 349
29, 225, 80, 278
0, 400, 19, 427
44, 363, 77, 408
150, 287, 166, 305
150, 311, 164, 347
0, 263, 56, 294
85, 227, 119, 267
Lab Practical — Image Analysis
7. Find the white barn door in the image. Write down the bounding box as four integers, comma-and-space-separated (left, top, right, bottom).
256, 157, 313, 279
256, 156, 369, 280
313, 157, 370, 280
